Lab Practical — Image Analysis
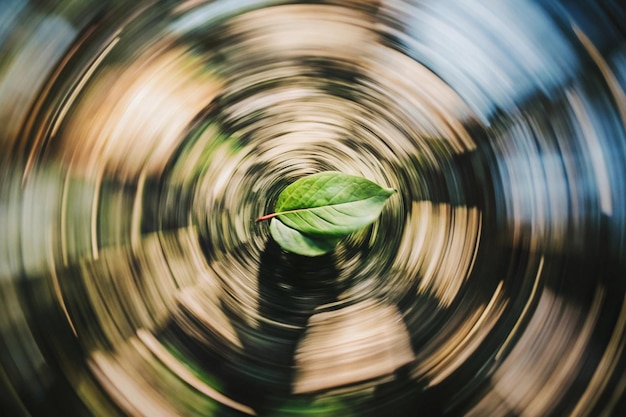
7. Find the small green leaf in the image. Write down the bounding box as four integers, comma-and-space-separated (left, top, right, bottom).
269, 218, 339, 257
259, 172, 396, 237
257, 172, 396, 256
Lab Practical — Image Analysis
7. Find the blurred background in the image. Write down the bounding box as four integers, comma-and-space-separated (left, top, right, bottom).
1, 0, 626, 416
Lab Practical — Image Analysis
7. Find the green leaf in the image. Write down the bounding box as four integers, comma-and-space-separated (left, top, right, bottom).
269, 218, 340, 257
258, 172, 396, 237
257, 172, 396, 256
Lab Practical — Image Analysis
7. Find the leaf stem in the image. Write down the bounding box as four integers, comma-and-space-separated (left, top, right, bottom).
256, 207, 311, 222
255, 213, 279, 222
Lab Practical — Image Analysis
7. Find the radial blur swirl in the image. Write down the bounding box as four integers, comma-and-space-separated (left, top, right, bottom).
1, 1, 626, 416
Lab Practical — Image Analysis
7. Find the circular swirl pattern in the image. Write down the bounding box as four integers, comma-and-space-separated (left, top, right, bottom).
1, 1, 626, 416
